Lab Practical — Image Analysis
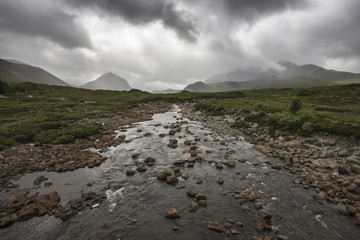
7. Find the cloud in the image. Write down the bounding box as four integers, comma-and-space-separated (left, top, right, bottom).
223, 0, 309, 22
0, 0, 92, 49
68, 0, 198, 42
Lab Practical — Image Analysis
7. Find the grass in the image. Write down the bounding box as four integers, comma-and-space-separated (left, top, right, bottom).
0, 80, 244, 150
195, 84, 360, 138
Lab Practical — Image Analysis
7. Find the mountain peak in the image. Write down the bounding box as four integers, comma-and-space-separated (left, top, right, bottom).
81, 72, 132, 91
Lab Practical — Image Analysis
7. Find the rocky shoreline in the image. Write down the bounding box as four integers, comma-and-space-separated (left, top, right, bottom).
0, 102, 172, 228
180, 103, 360, 227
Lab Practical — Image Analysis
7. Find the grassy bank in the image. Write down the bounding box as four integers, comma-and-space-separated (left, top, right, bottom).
0, 80, 244, 150
195, 84, 360, 138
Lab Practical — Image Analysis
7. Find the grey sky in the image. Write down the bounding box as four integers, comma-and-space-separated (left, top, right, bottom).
0, 0, 359, 90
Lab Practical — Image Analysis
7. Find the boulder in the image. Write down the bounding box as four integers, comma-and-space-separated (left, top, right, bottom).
189, 201, 200, 212
187, 189, 198, 197
224, 160, 235, 167
165, 208, 180, 219
166, 175, 179, 184
157, 170, 172, 180
208, 222, 225, 233
126, 169, 137, 176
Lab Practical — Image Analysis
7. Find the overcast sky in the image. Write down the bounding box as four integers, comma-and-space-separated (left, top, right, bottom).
0, 0, 359, 90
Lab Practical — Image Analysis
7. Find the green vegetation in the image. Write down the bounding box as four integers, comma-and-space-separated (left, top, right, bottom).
195, 84, 360, 138
0, 80, 244, 150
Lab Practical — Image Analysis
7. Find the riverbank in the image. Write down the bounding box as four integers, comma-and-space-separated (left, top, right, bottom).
181, 102, 360, 227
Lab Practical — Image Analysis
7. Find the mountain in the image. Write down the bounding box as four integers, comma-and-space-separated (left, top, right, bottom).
0, 58, 68, 86
80, 72, 132, 91
205, 67, 278, 84
184, 63, 360, 92
152, 89, 181, 94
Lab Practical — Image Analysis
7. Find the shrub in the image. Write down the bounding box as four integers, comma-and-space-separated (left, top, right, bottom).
232, 120, 250, 129
244, 112, 268, 125
289, 99, 302, 114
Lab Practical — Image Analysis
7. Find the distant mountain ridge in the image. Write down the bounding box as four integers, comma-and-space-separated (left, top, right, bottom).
185, 63, 360, 92
152, 89, 181, 94
0, 58, 68, 86
80, 72, 132, 91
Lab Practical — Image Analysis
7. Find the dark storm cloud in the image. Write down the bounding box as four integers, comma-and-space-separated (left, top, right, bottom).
223, 0, 309, 22
68, 0, 198, 42
0, 0, 92, 49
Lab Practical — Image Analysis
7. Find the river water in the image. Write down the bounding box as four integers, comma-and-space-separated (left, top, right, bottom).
1, 105, 359, 239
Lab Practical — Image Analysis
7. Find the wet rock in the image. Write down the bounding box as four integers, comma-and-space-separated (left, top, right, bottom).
168, 139, 178, 148
208, 221, 225, 233
44, 182, 53, 187
173, 226, 180, 231
268, 160, 281, 170
241, 205, 251, 212
347, 183, 357, 192
174, 167, 181, 173
159, 133, 166, 137
144, 157, 156, 166
136, 164, 147, 172
224, 160, 235, 167
220, 141, 226, 145
253, 236, 262, 240
174, 160, 186, 165
194, 136, 200, 141
184, 140, 192, 145
216, 162, 223, 169
259, 209, 272, 219
224, 223, 232, 228
254, 202, 263, 209
131, 153, 140, 159
217, 178, 224, 184
165, 208, 180, 219
33, 175, 47, 185
339, 150, 350, 157
166, 175, 179, 184
126, 169, 137, 175
187, 162, 195, 168
228, 219, 235, 224
176, 185, 185, 189
196, 178, 203, 184
0, 215, 13, 228
230, 229, 240, 234
355, 213, 360, 226
189, 201, 200, 212
206, 150, 213, 153
187, 189, 198, 197
237, 222, 243, 227
199, 200, 207, 206
137, 129, 143, 132
157, 170, 172, 180
195, 194, 207, 201
338, 166, 350, 175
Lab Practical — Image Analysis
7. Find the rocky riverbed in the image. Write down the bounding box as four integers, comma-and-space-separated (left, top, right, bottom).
1, 104, 360, 239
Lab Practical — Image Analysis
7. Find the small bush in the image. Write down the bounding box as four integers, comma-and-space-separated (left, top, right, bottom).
232, 120, 250, 129
244, 112, 268, 125
289, 99, 302, 114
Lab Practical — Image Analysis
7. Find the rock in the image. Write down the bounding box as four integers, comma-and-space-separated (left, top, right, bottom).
166, 175, 179, 184
355, 213, 360, 226
168, 139, 178, 148
224, 223, 232, 228
173, 226, 180, 231
157, 170, 172, 180
174, 160, 186, 165
176, 185, 185, 189
228, 219, 235, 224
224, 160, 235, 167
259, 209, 272, 219
196, 178, 203, 184
0, 215, 13, 228
339, 150, 350, 157
217, 178, 224, 184
230, 229, 240, 234
253, 236, 262, 240
199, 200, 207, 206
237, 222, 243, 227
136, 164, 147, 172
216, 162, 223, 169
208, 222, 225, 233
194, 136, 200, 141
347, 183, 357, 192
187, 162, 195, 168
159, 133, 166, 137
184, 140, 192, 145
34, 175, 47, 185
220, 141, 225, 145
254, 202, 263, 209
44, 182, 53, 187
187, 189, 198, 197
338, 166, 350, 175
189, 201, 200, 212
241, 205, 251, 212
126, 169, 137, 175
195, 194, 207, 201
165, 208, 180, 219
144, 157, 156, 166
131, 153, 140, 159
174, 167, 181, 173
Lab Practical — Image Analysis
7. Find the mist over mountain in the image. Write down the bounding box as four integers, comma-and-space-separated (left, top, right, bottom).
0, 58, 68, 86
80, 72, 132, 91
184, 63, 360, 92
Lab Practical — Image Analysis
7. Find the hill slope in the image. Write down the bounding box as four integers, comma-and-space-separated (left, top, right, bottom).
0, 58, 68, 86
185, 64, 360, 92
80, 72, 132, 91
